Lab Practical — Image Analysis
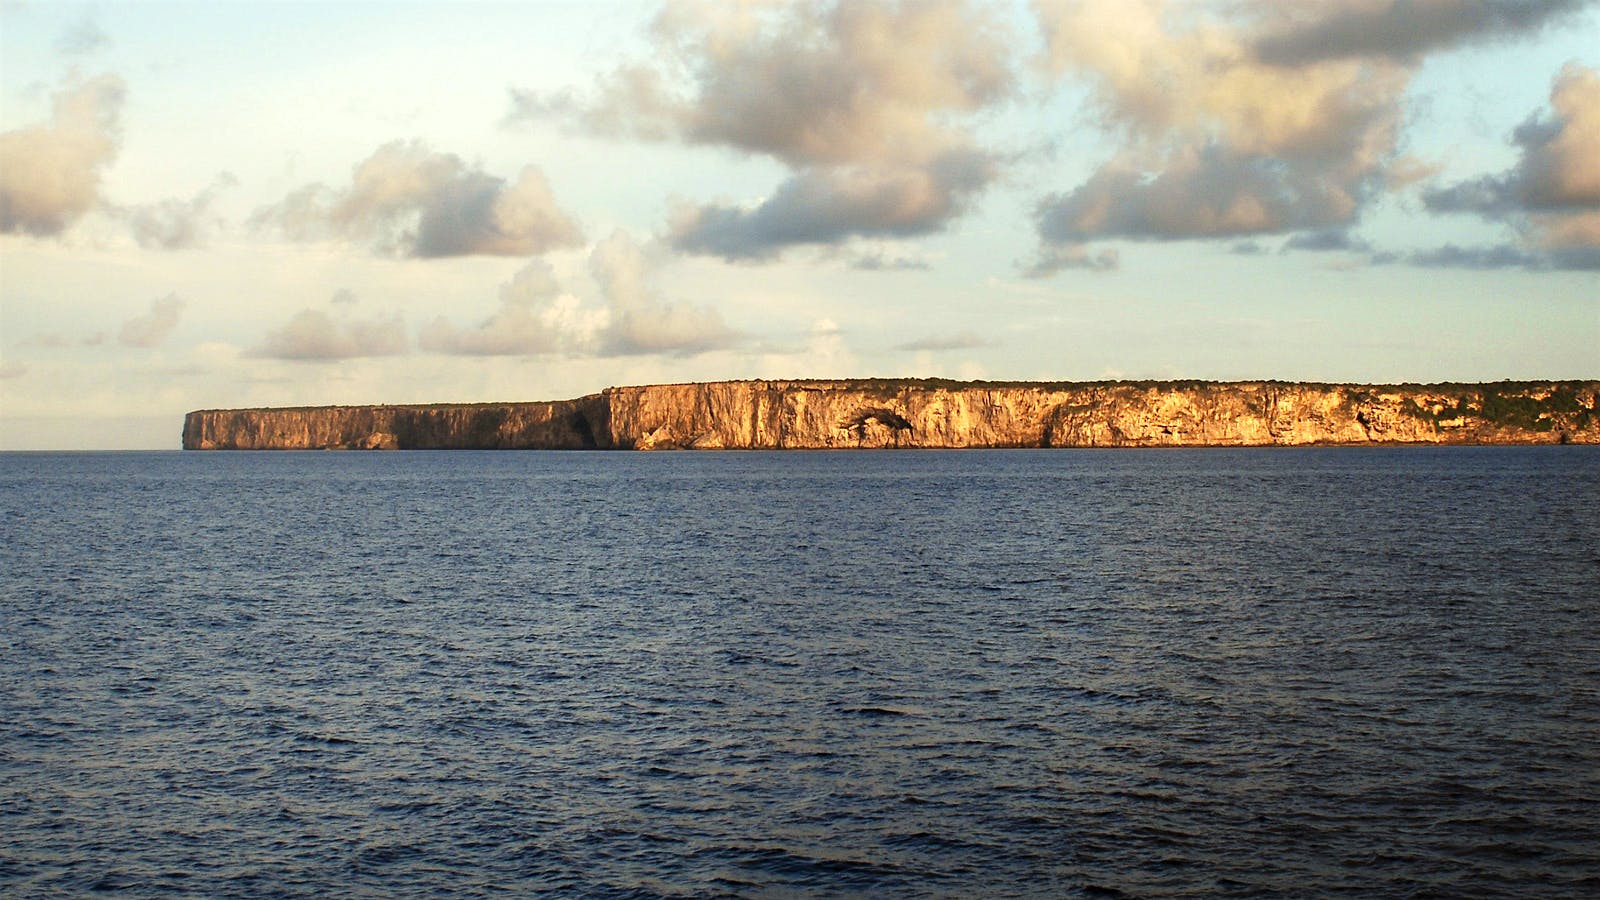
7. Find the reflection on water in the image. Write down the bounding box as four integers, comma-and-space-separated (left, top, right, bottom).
2, 447, 1598, 896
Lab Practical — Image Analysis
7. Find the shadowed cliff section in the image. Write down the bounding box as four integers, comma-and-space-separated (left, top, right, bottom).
183, 394, 609, 450
184, 379, 1600, 450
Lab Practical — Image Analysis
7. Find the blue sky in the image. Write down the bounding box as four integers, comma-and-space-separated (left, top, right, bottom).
2, 0, 1597, 449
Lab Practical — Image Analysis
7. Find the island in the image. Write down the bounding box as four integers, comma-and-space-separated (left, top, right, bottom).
183, 379, 1600, 450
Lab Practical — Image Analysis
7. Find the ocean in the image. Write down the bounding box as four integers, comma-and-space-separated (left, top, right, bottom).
2, 447, 1597, 897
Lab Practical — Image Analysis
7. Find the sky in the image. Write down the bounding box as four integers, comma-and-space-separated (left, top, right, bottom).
1, 0, 1597, 450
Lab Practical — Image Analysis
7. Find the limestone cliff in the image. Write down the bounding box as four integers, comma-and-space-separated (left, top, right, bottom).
182, 395, 608, 450
183, 379, 1600, 450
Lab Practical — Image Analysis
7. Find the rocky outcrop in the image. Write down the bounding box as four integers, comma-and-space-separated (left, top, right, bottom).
183, 379, 1600, 450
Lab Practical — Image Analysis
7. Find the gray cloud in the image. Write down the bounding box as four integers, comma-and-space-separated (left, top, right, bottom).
1282, 229, 1373, 253
894, 330, 993, 352
515, 0, 1012, 167
1028, 0, 1589, 268
118, 294, 185, 348
669, 152, 993, 261
119, 173, 238, 250
1020, 243, 1120, 278
1422, 175, 1517, 216
1422, 63, 1600, 264
255, 308, 409, 361
1549, 244, 1600, 269
1037, 145, 1364, 244
515, 0, 1015, 262
1374, 242, 1600, 271
1252, 0, 1588, 65
1030, 1, 1405, 262
257, 140, 582, 258
127, 199, 210, 250
1405, 243, 1545, 269
848, 250, 933, 271
0, 74, 125, 236
1425, 63, 1600, 216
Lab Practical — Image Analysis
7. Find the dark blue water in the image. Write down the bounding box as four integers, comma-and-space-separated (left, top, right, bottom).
2, 448, 1598, 897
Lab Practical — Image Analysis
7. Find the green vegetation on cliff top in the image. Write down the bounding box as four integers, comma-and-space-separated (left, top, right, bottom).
189, 379, 1597, 417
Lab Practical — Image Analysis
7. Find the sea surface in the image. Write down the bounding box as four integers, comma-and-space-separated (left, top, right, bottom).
2, 447, 1598, 897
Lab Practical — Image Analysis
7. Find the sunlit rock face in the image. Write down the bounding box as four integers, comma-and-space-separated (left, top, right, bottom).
184, 380, 1600, 450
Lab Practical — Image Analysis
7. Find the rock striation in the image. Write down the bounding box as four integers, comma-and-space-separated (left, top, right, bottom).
183, 379, 1600, 450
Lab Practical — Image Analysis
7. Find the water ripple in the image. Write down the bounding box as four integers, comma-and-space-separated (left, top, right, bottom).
2, 447, 1598, 897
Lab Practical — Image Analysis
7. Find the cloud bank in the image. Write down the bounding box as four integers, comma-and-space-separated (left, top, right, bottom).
516, 0, 1015, 261
1027, 0, 1587, 272
512, 0, 1594, 275
258, 140, 583, 258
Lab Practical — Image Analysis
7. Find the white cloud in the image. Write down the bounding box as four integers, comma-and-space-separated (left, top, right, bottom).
420, 232, 737, 359
0, 74, 125, 237
118, 294, 186, 348
590, 230, 739, 355
419, 259, 601, 356
779, 317, 858, 378
255, 308, 409, 361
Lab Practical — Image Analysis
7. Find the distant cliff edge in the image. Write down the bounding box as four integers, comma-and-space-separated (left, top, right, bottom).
183, 379, 1600, 450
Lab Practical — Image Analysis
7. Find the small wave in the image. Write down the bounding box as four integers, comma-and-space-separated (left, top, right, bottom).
292, 732, 357, 746
838, 705, 913, 717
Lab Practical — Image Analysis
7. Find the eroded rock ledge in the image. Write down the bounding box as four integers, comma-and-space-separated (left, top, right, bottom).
183, 379, 1600, 450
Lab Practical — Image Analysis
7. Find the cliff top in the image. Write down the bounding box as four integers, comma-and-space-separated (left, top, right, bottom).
187, 377, 1599, 416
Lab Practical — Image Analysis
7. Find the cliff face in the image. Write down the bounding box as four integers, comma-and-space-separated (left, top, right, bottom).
182, 395, 608, 450
184, 380, 1600, 450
